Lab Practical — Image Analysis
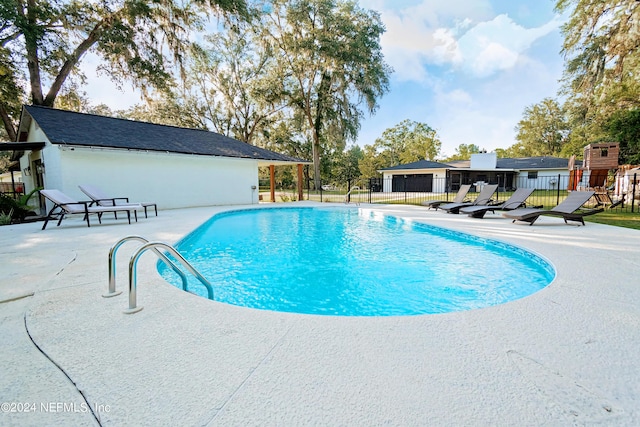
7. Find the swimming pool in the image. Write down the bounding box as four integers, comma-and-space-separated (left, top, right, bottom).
158, 207, 555, 316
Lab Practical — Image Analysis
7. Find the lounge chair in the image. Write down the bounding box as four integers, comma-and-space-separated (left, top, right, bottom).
421, 185, 471, 210
79, 184, 157, 218
460, 188, 535, 218
439, 184, 499, 214
502, 191, 602, 225
40, 189, 140, 230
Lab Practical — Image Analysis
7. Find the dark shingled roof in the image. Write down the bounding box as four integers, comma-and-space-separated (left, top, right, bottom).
496, 156, 581, 169
445, 157, 581, 169
379, 159, 452, 171
23, 105, 309, 163
381, 156, 584, 172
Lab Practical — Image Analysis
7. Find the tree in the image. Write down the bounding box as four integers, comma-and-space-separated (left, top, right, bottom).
514, 98, 570, 156
446, 144, 481, 161
357, 120, 441, 179
123, 96, 209, 130
259, 0, 391, 189
358, 144, 386, 178
556, 0, 640, 136
0, 0, 249, 140
0, 152, 10, 173
557, 0, 640, 96
372, 119, 442, 166
605, 109, 640, 164
0, 45, 23, 140
330, 145, 363, 185
159, 28, 289, 145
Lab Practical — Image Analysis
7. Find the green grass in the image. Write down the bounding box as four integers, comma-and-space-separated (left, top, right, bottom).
584, 210, 640, 230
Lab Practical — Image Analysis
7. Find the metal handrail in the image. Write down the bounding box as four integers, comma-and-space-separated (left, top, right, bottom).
125, 241, 214, 314
104, 235, 189, 298
345, 179, 370, 205
344, 186, 361, 205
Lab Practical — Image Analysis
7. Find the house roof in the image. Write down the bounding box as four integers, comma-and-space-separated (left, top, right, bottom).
20, 105, 310, 164
382, 156, 583, 173
494, 156, 581, 170
446, 160, 469, 168
379, 159, 452, 171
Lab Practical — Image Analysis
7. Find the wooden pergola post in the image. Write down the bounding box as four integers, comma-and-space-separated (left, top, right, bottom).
297, 163, 304, 201
269, 164, 276, 202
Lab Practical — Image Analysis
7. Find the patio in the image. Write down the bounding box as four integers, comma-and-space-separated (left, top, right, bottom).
1, 202, 639, 425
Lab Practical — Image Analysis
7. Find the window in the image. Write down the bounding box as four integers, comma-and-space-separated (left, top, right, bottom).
527, 171, 538, 179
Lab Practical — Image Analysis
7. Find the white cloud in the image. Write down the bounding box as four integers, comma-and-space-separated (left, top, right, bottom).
439, 88, 473, 106
367, 0, 493, 82
367, 0, 562, 82
431, 27, 463, 65
355, 1, 566, 157
455, 14, 561, 77
429, 51, 564, 156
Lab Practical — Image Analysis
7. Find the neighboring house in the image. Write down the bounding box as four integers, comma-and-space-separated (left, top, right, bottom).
0, 171, 23, 195
3, 105, 309, 212
379, 152, 582, 192
376, 160, 451, 193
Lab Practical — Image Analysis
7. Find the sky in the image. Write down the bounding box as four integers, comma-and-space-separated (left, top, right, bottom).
355, 0, 566, 157
81, 0, 567, 159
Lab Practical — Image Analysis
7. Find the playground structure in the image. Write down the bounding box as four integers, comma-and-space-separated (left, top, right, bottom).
568, 142, 638, 208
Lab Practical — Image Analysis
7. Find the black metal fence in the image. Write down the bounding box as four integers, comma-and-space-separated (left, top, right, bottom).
292, 173, 640, 213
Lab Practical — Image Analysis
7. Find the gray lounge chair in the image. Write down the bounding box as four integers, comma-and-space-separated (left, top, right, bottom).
460, 187, 535, 218
421, 185, 471, 210
40, 189, 140, 230
440, 184, 498, 214
79, 184, 157, 218
502, 191, 602, 225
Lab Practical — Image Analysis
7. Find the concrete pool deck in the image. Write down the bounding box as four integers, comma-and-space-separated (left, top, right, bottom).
1, 202, 639, 426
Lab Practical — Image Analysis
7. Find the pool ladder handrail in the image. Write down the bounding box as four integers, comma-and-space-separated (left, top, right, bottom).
344, 185, 361, 205
105, 236, 179, 297
104, 236, 214, 314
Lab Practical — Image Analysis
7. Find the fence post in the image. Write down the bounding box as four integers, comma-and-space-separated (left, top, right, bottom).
632, 173, 637, 213
404, 175, 407, 204
556, 174, 561, 206
445, 173, 449, 197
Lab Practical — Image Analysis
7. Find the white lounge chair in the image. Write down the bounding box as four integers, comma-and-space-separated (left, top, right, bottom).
79, 184, 157, 218
40, 189, 140, 230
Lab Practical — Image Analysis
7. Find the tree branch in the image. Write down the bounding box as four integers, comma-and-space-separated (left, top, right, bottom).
0, 102, 18, 141
0, 31, 21, 47
43, 18, 111, 106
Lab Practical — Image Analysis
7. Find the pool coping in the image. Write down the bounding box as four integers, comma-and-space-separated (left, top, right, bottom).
1, 202, 639, 425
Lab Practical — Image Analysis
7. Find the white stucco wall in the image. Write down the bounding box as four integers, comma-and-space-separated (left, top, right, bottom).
17, 120, 53, 211
516, 169, 568, 190
44, 146, 259, 210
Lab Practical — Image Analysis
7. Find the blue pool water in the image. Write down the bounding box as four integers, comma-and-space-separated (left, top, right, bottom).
158, 207, 555, 316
